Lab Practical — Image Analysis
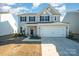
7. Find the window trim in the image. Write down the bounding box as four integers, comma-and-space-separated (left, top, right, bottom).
20, 16, 26, 22
40, 16, 50, 22
44, 16, 50, 21
40, 16, 44, 21
29, 16, 35, 22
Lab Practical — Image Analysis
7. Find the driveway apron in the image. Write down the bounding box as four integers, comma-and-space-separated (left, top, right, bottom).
41, 37, 79, 56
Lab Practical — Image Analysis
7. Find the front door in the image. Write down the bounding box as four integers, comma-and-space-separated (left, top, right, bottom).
30, 29, 34, 36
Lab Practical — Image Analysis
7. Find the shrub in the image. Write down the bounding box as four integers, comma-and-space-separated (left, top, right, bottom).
67, 32, 74, 39
13, 33, 26, 37
30, 35, 41, 39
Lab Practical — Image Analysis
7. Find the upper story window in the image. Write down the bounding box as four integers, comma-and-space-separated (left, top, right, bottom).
45, 16, 49, 21
20, 16, 26, 22
40, 16, 50, 22
40, 16, 44, 21
29, 16, 35, 22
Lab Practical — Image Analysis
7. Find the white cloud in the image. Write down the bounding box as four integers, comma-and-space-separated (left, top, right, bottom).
0, 5, 11, 12
0, 3, 29, 14
50, 3, 66, 22
32, 3, 41, 8
55, 4, 66, 22
55, 5, 66, 13
14, 7, 29, 11
50, 3, 63, 7
10, 7, 29, 14
2, 6, 11, 9
6, 3, 16, 5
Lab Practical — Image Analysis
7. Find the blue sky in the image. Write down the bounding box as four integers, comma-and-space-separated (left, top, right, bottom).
0, 3, 79, 21
1, 3, 79, 14
9, 3, 79, 10
8, 3, 79, 11
65, 3, 79, 10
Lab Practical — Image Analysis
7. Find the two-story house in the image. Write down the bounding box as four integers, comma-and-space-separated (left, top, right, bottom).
18, 5, 69, 37
63, 10, 79, 35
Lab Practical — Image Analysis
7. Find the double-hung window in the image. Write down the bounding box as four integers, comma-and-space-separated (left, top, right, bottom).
40, 16, 50, 22
40, 16, 44, 21
20, 16, 26, 22
29, 16, 35, 22
45, 16, 49, 21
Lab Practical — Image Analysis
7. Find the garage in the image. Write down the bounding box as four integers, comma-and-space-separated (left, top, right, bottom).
40, 26, 67, 37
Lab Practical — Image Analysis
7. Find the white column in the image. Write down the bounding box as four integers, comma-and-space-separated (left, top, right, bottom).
27, 26, 30, 35
24, 25, 27, 35
67, 24, 69, 36
65, 24, 69, 37
37, 25, 40, 36
17, 16, 20, 34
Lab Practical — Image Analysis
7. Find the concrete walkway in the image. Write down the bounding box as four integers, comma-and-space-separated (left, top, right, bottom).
22, 38, 41, 42
41, 37, 79, 56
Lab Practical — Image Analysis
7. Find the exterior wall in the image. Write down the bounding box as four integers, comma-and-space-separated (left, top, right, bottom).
43, 10, 60, 22
18, 15, 60, 35
0, 13, 18, 36
18, 8, 60, 24
63, 12, 79, 34
41, 11, 60, 22
18, 14, 60, 23
25, 23, 69, 37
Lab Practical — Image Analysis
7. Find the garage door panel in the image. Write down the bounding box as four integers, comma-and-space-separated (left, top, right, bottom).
40, 26, 66, 37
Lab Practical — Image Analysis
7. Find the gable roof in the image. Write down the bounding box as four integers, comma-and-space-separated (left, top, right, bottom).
38, 4, 60, 15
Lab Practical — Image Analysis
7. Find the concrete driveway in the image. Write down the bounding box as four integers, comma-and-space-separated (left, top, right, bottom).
41, 37, 79, 56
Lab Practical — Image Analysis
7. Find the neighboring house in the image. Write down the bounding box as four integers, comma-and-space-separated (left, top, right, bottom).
17, 5, 69, 37
63, 11, 79, 35
0, 12, 18, 36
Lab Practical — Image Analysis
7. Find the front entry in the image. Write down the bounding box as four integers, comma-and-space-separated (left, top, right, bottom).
30, 29, 34, 36
28, 26, 37, 36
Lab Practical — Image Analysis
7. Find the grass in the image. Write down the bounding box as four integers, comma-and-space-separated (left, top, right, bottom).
0, 35, 41, 56
67, 33, 79, 43
0, 44, 41, 56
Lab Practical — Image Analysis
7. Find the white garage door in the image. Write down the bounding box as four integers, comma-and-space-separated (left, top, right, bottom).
40, 26, 66, 37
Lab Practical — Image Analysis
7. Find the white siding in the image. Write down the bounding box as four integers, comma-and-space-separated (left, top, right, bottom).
18, 8, 60, 24
39, 10, 60, 22
63, 12, 79, 34
0, 13, 18, 36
